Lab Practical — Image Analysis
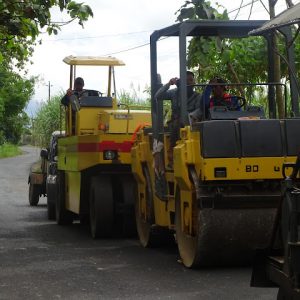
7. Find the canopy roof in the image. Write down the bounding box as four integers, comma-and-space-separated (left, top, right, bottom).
249, 3, 300, 35
151, 20, 266, 40
63, 55, 125, 66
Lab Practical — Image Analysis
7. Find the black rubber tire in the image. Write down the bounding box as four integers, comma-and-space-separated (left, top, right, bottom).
118, 175, 137, 237
79, 214, 89, 225
29, 182, 40, 206
56, 171, 73, 225
277, 288, 287, 300
46, 183, 56, 220
89, 176, 114, 238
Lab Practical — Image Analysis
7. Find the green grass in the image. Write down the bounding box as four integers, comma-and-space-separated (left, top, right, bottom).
0, 143, 22, 158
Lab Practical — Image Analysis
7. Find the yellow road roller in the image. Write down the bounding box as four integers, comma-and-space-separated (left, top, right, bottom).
54, 55, 151, 238
131, 20, 300, 267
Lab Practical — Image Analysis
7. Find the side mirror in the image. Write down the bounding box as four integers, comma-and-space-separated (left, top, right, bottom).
40, 148, 48, 159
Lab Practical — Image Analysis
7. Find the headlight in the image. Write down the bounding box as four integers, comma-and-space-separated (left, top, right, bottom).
103, 150, 117, 160
214, 167, 227, 178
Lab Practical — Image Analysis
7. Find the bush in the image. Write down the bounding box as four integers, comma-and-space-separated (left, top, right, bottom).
31, 94, 65, 147
0, 143, 22, 158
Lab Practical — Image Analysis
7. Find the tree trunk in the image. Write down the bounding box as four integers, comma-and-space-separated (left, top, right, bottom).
269, 0, 285, 118
227, 62, 245, 97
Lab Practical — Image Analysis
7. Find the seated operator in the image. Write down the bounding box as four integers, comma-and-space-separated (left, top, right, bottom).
189, 77, 240, 122
208, 77, 239, 109
61, 77, 88, 109
61, 77, 88, 135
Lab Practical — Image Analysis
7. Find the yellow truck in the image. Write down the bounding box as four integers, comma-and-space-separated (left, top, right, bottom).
54, 55, 151, 238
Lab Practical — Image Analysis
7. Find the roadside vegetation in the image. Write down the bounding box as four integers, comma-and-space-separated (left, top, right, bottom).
0, 144, 22, 159
32, 94, 65, 147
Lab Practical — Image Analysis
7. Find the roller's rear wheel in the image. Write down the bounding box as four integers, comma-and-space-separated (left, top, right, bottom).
175, 187, 200, 267
135, 181, 154, 247
135, 166, 171, 247
135, 166, 154, 246
135, 195, 153, 247
89, 176, 114, 238
56, 171, 73, 225
175, 186, 276, 268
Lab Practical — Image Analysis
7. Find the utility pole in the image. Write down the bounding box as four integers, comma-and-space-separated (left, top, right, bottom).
47, 81, 53, 101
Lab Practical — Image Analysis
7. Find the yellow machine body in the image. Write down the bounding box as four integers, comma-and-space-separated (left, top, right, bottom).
132, 118, 300, 266
58, 108, 151, 214
133, 123, 298, 224
55, 55, 151, 238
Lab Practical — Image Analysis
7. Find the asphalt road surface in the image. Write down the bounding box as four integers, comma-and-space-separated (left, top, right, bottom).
0, 146, 278, 300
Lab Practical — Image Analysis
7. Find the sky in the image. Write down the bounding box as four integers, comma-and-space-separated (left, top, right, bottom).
25, 0, 299, 116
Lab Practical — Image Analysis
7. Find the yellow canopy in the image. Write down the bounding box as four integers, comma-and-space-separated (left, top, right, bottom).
63, 55, 125, 66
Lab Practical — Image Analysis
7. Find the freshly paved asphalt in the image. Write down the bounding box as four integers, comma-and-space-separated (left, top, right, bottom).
0, 146, 278, 299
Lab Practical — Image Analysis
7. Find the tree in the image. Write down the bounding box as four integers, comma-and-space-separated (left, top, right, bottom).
0, 1, 93, 145
177, 1, 267, 81
0, 0, 93, 68
175, 1, 292, 115
0, 66, 35, 144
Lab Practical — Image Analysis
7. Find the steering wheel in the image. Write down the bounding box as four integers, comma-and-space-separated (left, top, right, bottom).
223, 95, 246, 110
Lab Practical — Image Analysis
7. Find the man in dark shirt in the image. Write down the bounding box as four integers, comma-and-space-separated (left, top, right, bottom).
155, 71, 200, 144
155, 71, 200, 123
61, 77, 87, 135
155, 71, 201, 167
61, 77, 87, 108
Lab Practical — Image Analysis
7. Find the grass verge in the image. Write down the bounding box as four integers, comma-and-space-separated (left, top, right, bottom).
0, 143, 22, 158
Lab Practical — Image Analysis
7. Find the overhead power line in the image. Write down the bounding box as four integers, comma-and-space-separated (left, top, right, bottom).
102, 37, 169, 56
227, 0, 260, 14
103, 42, 149, 56
43, 1, 298, 56
45, 30, 151, 42
234, 0, 244, 20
